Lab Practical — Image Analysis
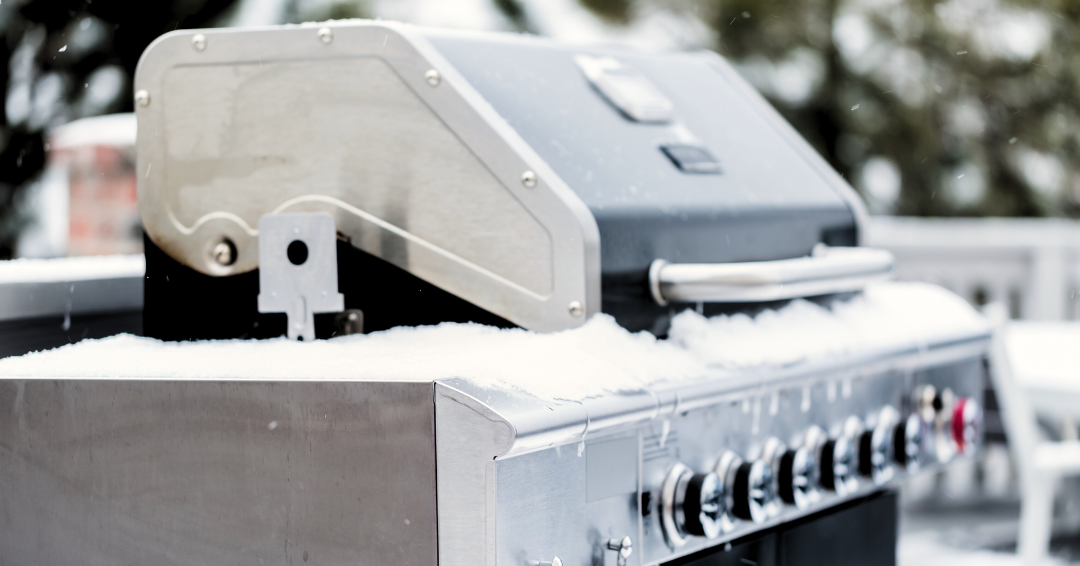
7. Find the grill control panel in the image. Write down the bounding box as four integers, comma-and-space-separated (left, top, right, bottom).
494, 359, 984, 566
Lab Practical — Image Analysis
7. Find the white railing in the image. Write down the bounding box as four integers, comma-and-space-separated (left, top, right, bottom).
866, 217, 1080, 321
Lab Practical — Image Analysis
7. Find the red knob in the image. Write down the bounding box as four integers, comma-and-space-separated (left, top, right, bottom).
951, 397, 982, 455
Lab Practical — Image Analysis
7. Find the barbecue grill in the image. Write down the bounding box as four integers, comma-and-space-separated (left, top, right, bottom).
0, 21, 991, 566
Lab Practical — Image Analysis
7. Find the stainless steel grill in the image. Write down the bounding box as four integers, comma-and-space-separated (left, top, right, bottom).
0, 20, 992, 566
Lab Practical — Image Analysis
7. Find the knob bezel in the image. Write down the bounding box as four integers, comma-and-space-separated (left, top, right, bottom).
660, 463, 691, 548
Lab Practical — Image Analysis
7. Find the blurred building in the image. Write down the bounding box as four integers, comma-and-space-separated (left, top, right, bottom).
16, 113, 139, 258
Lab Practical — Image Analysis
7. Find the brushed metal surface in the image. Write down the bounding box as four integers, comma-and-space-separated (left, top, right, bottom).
0, 379, 438, 566
487, 356, 986, 566
463, 333, 989, 460
434, 382, 516, 566
135, 22, 600, 331
496, 441, 592, 566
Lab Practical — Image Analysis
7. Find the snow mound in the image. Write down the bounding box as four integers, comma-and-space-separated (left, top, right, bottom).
0, 282, 988, 401
669, 281, 988, 369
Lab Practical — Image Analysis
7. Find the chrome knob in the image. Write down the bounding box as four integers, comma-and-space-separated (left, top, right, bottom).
660, 463, 725, 548
606, 536, 633, 566
716, 451, 774, 524
777, 446, 817, 509
859, 408, 897, 485
760, 440, 794, 514
893, 413, 926, 471
677, 472, 724, 538
914, 384, 938, 424
933, 387, 957, 462
732, 459, 774, 522
951, 396, 982, 456
820, 436, 858, 495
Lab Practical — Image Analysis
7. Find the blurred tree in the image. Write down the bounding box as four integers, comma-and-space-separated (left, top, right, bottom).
4, 0, 1075, 259
578, 0, 634, 24
492, 0, 535, 32
0, 0, 240, 258
285, 0, 368, 23
572, 0, 1080, 218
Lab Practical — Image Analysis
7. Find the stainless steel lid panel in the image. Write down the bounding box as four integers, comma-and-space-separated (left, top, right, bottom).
135, 23, 601, 332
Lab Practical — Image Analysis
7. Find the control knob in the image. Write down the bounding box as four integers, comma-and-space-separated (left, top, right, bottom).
859, 407, 897, 485
951, 396, 982, 456
716, 451, 775, 524
923, 386, 958, 463
763, 437, 817, 510
660, 463, 725, 548
817, 418, 862, 496
914, 384, 938, 424
893, 413, 926, 471
778, 445, 817, 508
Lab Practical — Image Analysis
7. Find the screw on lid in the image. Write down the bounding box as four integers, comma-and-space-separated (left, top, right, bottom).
425, 69, 441, 87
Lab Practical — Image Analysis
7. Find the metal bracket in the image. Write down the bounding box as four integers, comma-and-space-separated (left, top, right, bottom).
257, 212, 344, 341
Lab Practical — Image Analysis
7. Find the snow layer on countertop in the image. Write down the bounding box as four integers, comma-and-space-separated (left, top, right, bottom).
0, 254, 144, 284
0, 282, 988, 401
0, 314, 704, 401
669, 282, 989, 369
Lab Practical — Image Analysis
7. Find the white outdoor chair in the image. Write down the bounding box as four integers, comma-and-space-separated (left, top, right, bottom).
985, 304, 1080, 565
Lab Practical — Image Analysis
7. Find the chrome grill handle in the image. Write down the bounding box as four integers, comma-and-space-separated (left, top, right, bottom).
648, 245, 894, 306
